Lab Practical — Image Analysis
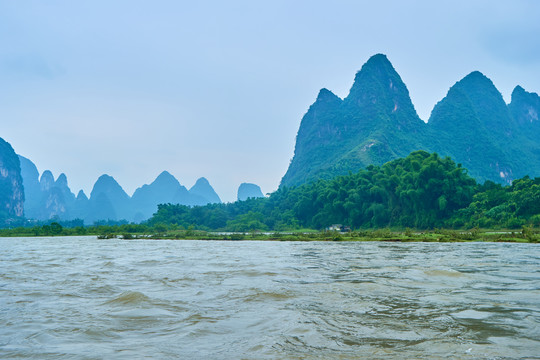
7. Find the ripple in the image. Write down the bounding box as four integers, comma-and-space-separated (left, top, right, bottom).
103, 291, 152, 306
1, 237, 539, 359
452, 309, 493, 319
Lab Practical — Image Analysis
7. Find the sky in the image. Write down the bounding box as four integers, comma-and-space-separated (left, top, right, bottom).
1, 1, 539, 202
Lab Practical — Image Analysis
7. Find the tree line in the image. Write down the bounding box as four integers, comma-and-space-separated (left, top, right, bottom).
3, 150, 538, 235
148, 151, 540, 231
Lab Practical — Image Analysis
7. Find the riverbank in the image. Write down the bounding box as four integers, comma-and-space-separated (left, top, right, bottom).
104, 228, 538, 242
1, 227, 537, 242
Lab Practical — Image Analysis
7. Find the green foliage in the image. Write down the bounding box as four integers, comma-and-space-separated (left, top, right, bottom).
5, 151, 538, 237
144, 151, 539, 232
281, 57, 540, 196
148, 151, 479, 230
450, 175, 540, 229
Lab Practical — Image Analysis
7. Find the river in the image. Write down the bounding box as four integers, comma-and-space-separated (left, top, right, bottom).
1, 237, 539, 359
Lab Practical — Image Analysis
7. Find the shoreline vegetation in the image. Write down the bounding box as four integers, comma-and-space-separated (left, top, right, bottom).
2, 152, 540, 241
0, 225, 538, 243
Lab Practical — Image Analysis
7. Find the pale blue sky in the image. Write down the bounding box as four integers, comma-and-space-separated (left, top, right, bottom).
1, 1, 539, 202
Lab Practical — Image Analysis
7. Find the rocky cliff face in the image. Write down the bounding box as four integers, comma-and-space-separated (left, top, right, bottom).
0, 138, 24, 221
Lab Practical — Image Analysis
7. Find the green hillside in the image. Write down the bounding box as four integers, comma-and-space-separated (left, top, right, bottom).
281, 54, 540, 189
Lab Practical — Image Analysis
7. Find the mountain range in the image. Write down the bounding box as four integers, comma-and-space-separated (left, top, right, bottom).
1, 53, 539, 225
281, 54, 540, 188
17, 155, 225, 224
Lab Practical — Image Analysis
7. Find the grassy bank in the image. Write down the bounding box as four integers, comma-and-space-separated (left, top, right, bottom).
105, 228, 538, 242
1, 225, 537, 242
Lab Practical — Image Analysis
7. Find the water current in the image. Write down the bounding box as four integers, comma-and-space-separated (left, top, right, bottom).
1, 237, 539, 359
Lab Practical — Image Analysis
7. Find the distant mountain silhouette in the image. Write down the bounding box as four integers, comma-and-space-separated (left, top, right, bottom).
237, 183, 264, 201
17, 165, 225, 224
18, 155, 41, 218
131, 171, 186, 221
189, 177, 221, 204
12, 54, 540, 225
18, 156, 77, 220
88, 174, 131, 221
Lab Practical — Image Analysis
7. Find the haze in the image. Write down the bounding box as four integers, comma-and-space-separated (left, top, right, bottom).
1, 0, 539, 202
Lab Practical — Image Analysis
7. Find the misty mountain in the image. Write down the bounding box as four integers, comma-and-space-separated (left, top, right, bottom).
281, 54, 540, 188
71, 190, 89, 221
189, 177, 221, 204
131, 171, 186, 221
237, 183, 264, 201
88, 174, 131, 222
18, 155, 41, 219
18, 156, 77, 221
16, 162, 225, 224
86, 192, 117, 224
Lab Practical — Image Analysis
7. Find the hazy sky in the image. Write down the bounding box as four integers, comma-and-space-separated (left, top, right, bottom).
1, 1, 539, 202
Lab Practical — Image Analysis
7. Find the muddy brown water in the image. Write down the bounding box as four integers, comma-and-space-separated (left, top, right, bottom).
1, 237, 539, 359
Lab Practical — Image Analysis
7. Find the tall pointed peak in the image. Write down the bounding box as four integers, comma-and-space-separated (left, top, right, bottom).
152, 171, 180, 185
189, 177, 221, 204
343, 53, 421, 126
511, 85, 526, 99
90, 174, 130, 205
39, 170, 55, 192
446, 70, 505, 111
451, 71, 505, 104
316, 88, 341, 103
56, 173, 68, 187
345, 53, 411, 103
194, 177, 210, 185
91, 174, 126, 195
40, 170, 54, 183
508, 84, 540, 127
353, 53, 395, 82
95, 174, 116, 184
156, 170, 173, 179
76, 190, 88, 201
458, 71, 495, 88
363, 53, 392, 68
511, 85, 539, 103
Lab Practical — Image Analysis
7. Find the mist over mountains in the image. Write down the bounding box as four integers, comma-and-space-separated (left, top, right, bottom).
17, 155, 225, 224
1, 53, 539, 226
281, 54, 540, 188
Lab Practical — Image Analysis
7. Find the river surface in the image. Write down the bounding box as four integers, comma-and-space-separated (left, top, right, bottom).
1, 237, 539, 359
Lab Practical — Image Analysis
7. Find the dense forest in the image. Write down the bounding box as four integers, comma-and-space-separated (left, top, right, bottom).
147, 151, 540, 231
